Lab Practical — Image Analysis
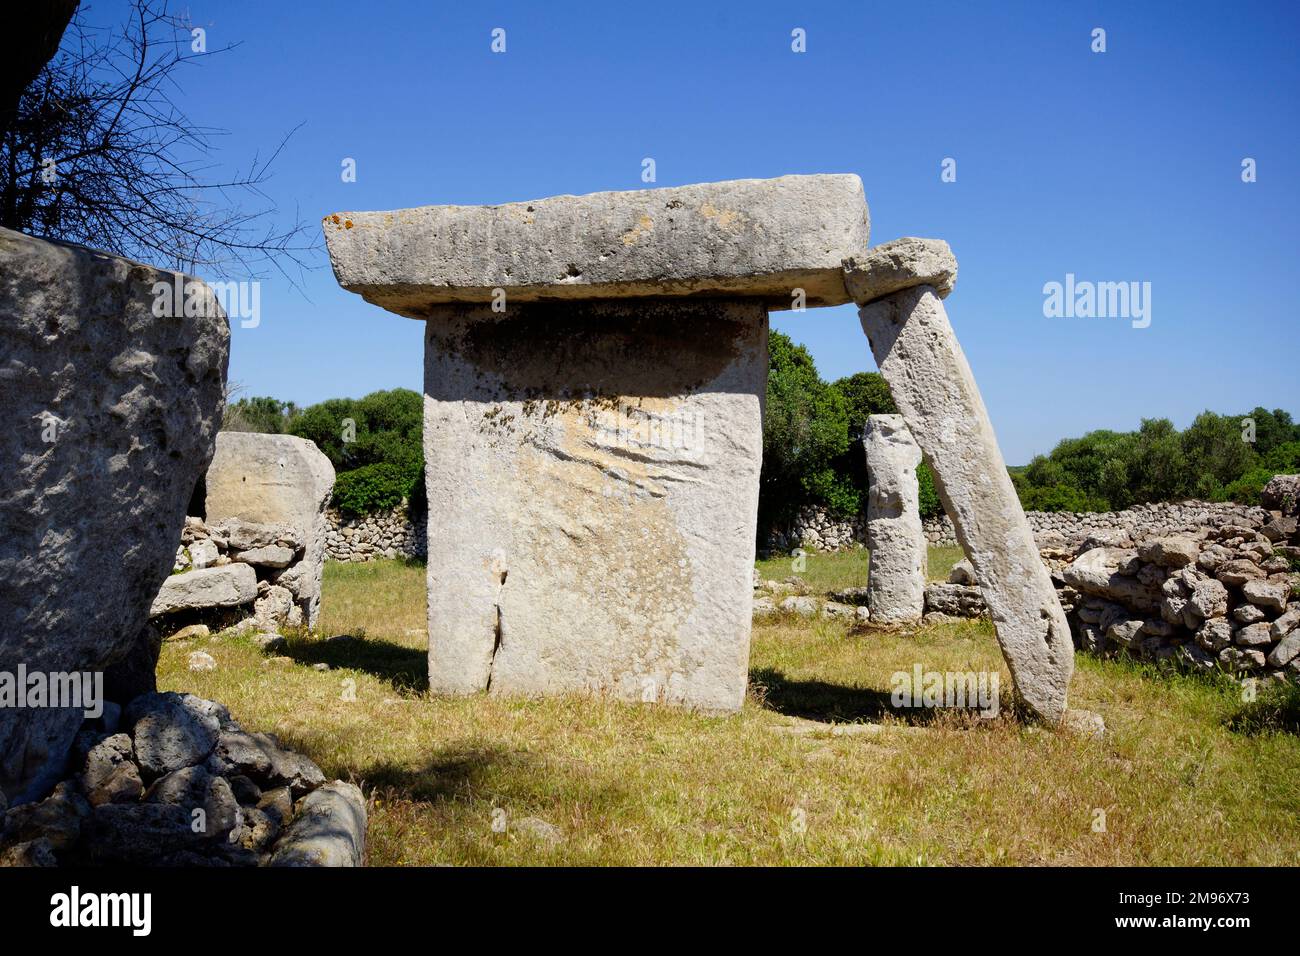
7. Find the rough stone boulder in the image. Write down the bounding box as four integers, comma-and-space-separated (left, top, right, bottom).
842, 237, 957, 303
323, 174, 869, 311
1061, 547, 1162, 613
204, 433, 335, 628
149, 564, 258, 616
1261, 474, 1300, 516
0, 228, 228, 804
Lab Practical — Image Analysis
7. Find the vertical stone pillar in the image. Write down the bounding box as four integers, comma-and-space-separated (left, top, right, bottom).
863, 414, 926, 623
846, 239, 1073, 722
422, 299, 767, 711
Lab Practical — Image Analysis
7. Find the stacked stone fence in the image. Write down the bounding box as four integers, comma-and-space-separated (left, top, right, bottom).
766, 500, 1272, 554
325, 501, 427, 562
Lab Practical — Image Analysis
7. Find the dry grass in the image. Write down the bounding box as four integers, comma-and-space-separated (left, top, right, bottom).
155, 554, 1300, 866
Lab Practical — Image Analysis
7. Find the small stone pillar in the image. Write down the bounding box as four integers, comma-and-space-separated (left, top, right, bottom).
863, 415, 926, 623
324, 175, 870, 711
845, 238, 1074, 722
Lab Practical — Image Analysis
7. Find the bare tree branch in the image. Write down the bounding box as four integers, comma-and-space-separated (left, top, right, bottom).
0, 0, 317, 284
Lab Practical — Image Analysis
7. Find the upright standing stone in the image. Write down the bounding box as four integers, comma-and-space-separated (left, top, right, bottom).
863, 415, 926, 623
324, 175, 871, 711
0, 228, 229, 803
423, 299, 766, 709
203, 432, 336, 629
848, 239, 1073, 721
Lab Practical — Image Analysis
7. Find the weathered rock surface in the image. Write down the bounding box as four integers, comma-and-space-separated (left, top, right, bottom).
204, 433, 335, 628
0, 228, 229, 804
423, 299, 766, 712
863, 415, 926, 623
924, 583, 987, 618
125, 692, 222, 782
149, 564, 258, 616
842, 237, 957, 304
856, 283, 1073, 722
3, 691, 362, 866
323, 175, 869, 312
1261, 474, 1300, 515
269, 781, 367, 867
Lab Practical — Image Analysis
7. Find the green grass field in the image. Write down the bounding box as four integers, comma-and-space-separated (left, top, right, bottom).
155, 552, 1300, 866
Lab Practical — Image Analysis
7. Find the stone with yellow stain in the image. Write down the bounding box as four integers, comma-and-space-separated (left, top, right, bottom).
421, 299, 767, 711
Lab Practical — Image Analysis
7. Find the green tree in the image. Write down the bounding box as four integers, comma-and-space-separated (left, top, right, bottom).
830, 371, 897, 438
289, 388, 425, 516
222, 396, 300, 434
1181, 411, 1257, 500
761, 332, 854, 525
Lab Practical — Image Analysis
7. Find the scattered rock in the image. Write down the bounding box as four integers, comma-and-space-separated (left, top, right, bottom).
269, 782, 366, 866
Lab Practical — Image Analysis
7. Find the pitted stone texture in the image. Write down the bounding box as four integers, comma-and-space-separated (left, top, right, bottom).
323, 175, 868, 312
204, 433, 335, 628
422, 300, 766, 712
863, 415, 926, 623
149, 564, 257, 616
842, 238, 957, 305
858, 284, 1073, 722
0, 228, 228, 804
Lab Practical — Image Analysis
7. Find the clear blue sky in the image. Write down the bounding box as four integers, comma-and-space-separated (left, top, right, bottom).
126, 0, 1298, 464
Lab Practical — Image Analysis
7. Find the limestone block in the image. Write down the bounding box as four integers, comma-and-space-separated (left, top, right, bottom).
863, 415, 926, 623
422, 299, 767, 712
0, 228, 228, 804
205, 433, 335, 628
323, 175, 869, 312
149, 564, 257, 616
856, 284, 1073, 721
842, 237, 957, 304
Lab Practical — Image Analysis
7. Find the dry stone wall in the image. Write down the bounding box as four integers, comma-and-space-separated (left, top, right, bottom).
768, 500, 1273, 554
324, 503, 426, 562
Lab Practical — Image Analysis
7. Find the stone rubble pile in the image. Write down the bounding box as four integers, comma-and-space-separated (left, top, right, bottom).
755, 478, 1300, 686
324, 502, 427, 562
1055, 509, 1300, 682
157, 515, 317, 635
925, 491, 1300, 683
0, 691, 366, 867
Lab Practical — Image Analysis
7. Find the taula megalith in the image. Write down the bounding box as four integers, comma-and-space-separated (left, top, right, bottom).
846, 238, 1074, 721
325, 175, 869, 711
863, 415, 926, 624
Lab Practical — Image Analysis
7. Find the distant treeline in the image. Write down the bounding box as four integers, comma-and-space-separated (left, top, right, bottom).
224, 335, 1297, 520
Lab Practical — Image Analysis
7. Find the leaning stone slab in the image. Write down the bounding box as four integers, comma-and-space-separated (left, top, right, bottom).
204, 433, 335, 628
855, 282, 1073, 722
842, 237, 957, 304
323, 174, 869, 312
421, 300, 766, 711
150, 564, 257, 616
0, 228, 228, 804
863, 415, 926, 623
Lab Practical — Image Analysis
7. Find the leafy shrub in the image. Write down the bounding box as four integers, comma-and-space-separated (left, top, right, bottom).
331, 461, 421, 517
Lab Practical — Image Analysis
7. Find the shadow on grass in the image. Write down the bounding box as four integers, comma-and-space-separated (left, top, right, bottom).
750, 666, 960, 727
358, 742, 634, 822
362, 743, 530, 804
1224, 680, 1300, 736
284, 633, 428, 694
